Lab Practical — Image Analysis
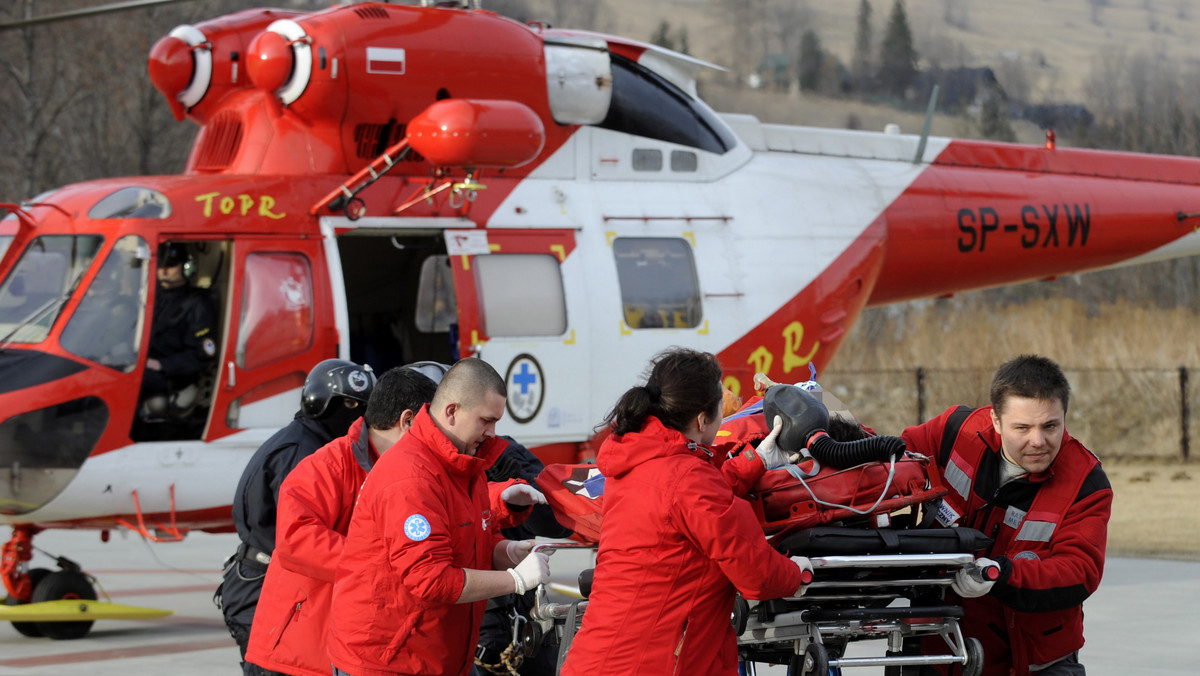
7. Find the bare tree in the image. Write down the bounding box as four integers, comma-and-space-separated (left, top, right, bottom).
0, 0, 87, 200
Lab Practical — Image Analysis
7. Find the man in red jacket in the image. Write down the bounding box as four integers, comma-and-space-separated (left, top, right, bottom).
327, 358, 552, 676
243, 367, 433, 676
901, 355, 1111, 676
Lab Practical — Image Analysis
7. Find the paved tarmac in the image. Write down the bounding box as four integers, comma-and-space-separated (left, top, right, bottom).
0, 527, 1196, 675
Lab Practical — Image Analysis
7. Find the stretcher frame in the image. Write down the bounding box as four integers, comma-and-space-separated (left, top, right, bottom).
535, 551, 985, 676
735, 552, 983, 676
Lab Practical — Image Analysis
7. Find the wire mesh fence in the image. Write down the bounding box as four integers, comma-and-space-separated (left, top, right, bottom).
819, 366, 1195, 461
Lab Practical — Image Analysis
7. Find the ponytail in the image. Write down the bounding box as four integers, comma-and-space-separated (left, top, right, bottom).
600, 347, 723, 437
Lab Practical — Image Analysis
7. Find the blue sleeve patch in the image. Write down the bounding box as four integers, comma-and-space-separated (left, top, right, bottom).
404, 514, 432, 541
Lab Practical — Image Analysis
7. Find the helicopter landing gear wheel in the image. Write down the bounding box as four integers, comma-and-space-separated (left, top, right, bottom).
789, 642, 829, 676
32, 570, 98, 640
5, 567, 52, 637
961, 637, 984, 676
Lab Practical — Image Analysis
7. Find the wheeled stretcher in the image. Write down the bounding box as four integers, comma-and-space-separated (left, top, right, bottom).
534, 383, 995, 675
532, 524, 992, 675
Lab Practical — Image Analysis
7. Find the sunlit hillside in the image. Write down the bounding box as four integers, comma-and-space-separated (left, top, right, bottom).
584, 0, 1200, 104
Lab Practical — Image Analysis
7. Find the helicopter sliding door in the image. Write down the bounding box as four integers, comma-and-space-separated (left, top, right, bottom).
206, 237, 332, 436
446, 229, 589, 461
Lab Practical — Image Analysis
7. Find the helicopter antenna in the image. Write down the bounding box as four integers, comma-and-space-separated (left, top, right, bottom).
0, 0, 196, 31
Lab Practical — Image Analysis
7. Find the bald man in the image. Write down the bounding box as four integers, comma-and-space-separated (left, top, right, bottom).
327, 358, 552, 676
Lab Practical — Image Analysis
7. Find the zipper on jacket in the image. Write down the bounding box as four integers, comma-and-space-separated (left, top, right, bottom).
672, 621, 688, 676
271, 600, 303, 650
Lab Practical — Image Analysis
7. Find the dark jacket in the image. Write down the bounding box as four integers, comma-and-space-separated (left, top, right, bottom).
478, 437, 573, 675
148, 283, 216, 383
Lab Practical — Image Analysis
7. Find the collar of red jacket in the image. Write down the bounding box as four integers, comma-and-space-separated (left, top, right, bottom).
406, 404, 505, 477
596, 416, 717, 478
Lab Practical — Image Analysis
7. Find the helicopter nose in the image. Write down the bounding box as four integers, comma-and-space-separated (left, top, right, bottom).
148, 35, 194, 121
247, 30, 293, 94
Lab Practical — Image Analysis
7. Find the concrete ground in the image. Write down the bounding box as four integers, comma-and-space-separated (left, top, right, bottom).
0, 528, 1195, 675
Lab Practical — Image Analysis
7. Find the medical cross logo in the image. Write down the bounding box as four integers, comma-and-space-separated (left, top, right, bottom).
404, 514, 431, 541
505, 354, 544, 424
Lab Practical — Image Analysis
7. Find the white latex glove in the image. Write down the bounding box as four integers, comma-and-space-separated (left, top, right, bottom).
500, 483, 547, 506
791, 555, 814, 596
951, 557, 999, 598
508, 549, 551, 595
505, 538, 535, 565
757, 416, 798, 470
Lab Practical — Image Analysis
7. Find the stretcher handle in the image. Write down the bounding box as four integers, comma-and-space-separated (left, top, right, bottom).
965, 561, 1000, 583
532, 543, 596, 553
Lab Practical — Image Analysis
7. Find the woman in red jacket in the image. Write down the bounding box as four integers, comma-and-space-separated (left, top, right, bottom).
560, 348, 812, 675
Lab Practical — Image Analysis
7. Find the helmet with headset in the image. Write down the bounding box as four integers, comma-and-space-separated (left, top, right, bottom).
159, 242, 196, 279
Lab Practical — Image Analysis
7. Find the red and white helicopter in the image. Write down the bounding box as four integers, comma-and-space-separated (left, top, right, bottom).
2, 0, 1199, 637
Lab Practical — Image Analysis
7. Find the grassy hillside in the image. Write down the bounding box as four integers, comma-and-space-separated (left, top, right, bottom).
590, 0, 1200, 103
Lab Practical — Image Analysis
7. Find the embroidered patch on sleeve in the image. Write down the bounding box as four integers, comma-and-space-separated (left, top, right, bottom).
404, 514, 431, 541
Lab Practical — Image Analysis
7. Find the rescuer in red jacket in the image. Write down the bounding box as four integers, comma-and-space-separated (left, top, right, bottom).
560, 348, 813, 675
901, 355, 1112, 676
243, 367, 433, 676
327, 358, 553, 676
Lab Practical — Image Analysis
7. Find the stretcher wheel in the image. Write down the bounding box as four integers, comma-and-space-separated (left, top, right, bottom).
5, 567, 52, 637
32, 570, 97, 640
731, 594, 750, 635
789, 642, 828, 676
962, 637, 984, 676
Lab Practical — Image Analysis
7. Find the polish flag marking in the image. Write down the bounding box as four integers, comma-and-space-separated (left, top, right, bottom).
366, 47, 406, 74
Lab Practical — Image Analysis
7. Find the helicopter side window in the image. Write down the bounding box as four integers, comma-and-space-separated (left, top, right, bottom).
612, 237, 702, 330
61, 236, 150, 372
472, 254, 567, 337
0, 235, 13, 263
0, 235, 104, 344
237, 252, 314, 371
596, 54, 737, 154
87, 187, 172, 220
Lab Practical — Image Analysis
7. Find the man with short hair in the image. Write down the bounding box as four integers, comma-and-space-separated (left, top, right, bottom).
328, 357, 552, 676
901, 355, 1112, 676
245, 367, 438, 676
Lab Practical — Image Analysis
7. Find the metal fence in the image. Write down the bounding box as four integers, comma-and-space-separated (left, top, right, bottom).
819, 366, 1195, 461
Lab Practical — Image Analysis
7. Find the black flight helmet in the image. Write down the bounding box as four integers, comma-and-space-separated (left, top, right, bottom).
301, 359, 376, 419
159, 242, 190, 268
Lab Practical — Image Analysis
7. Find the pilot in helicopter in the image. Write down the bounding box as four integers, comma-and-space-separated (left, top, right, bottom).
137, 242, 218, 427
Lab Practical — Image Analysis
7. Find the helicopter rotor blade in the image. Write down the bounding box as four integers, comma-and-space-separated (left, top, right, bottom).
0, 0, 198, 32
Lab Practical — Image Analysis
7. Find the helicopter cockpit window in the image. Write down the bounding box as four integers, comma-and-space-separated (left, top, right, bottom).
472, 254, 567, 337
87, 187, 172, 220
415, 255, 457, 333
613, 237, 702, 330
61, 236, 150, 372
596, 55, 736, 155
0, 235, 12, 263
0, 235, 103, 344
